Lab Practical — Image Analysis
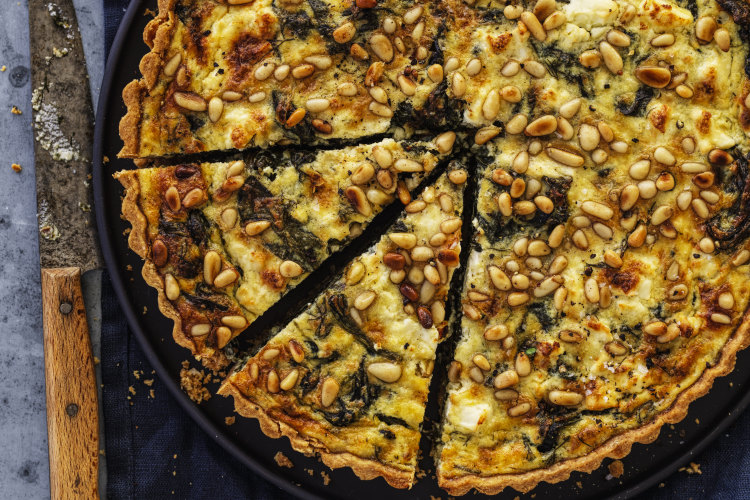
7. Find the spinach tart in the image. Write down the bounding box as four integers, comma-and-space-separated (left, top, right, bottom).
115, 0, 750, 494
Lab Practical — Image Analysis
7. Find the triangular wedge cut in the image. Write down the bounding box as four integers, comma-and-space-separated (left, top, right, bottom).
116, 138, 448, 367
218, 169, 466, 488
437, 132, 750, 492
119, 0, 452, 158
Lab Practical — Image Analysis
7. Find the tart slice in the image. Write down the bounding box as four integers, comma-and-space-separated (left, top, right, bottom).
115, 138, 448, 367
218, 168, 467, 488
437, 130, 750, 493
120, 0, 450, 158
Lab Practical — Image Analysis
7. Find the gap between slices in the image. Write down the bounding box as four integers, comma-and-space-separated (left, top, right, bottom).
217, 169, 466, 489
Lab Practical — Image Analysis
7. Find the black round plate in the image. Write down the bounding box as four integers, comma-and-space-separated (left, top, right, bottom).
93, 1, 750, 498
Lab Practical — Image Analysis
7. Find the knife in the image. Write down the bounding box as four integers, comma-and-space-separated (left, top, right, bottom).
29, 0, 102, 498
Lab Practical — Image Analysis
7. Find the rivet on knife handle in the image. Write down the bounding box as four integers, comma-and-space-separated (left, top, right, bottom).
42, 268, 99, 500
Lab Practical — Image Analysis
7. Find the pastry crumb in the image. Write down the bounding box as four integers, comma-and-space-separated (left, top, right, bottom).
128, 386, 136, 395
224, 416, 235, 426
144, 378, 154, 386
1, 66, 6, 72
274, 451, 294, 468
608, 460, 624, 478
93, 356, 100, 365
11, 106, 21, 115
679, 462, 702, 475
179, 360, 211, 404
11, 163, 21, 172
321, 471, 330, 486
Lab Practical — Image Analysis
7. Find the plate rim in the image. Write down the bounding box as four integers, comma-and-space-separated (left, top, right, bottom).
90, 1, 750, 498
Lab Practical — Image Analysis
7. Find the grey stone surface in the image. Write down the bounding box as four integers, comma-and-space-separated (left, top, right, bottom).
0, 0, 103, 497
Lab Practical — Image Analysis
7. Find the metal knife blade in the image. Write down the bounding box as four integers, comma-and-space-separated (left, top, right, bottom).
29, 0, 102, 498
30, 0, 101, 272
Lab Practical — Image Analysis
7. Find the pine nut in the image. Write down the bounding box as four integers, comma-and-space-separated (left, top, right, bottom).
639, 180, 657, 200
695, 16, 717, 42
500, 85, 522, 102
502, 60, 520, 77
449, 72, 466, 98
548, 390, 582, 406
367, 362, 401, 382
584, 278, 600, 303
506, 114, 529, 135
611, 141, 629, 153
432, 131, 456, 154
320, 378, 340, 407
651, 205, 673, 225
338, 82, 358, 97
715, 28, 731, 51
504, 5, 522, 19
484, 324, 509, 341
213, 269, 237, 288
397, 75, 417, 96
578, 124, 600, 151
163, 53, 182, 77
427, 64, 443, 82
254, 61, 275, 81
354, 291, 377, 310
629, 159, 651, 180
475, 126, 500, 145
507, 292, 529, 307
534, 275, 562, 298
677, 190, 693, 210
668, 284, 688, 300
513, 353, 531, 377
699, 237, 715, 253
369, 34, 394, 62
444, 57, 459, 73
449, 169, 468, 185
599, 41, 623, 73
718, 292, 735, 310
521, 11, 546, 41
581, 201, 614, 220
279, 260, 303, 278
680, 162, 709, 174
466, 58, 482, 76
733, 249, 750, 266
482, 89, 501, 120
692, 198, 710, 219
711, 313, 732, 325
173, 92, 207, 112
543, 11, 566, 30
557, 117, 574, 140
628, 224, 647, 247
523, 60, 546, 78
619, 184, 640, 211
554, 287, 567, 310
285, 108, 306, 128
606, 29, 630, 47
494, 370, 519, 389
473, 354, 491, 371
572, 229, 588, 250
508, 402, 531, 417
579, 49, 601, 68
525, 115, 557, 136
559, 98, 581, 119
651, 33, 675, 47
547, 147, 584, 167
206, 96, 224, 122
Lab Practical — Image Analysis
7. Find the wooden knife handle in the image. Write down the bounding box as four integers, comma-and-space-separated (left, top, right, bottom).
42, 268, 100, 500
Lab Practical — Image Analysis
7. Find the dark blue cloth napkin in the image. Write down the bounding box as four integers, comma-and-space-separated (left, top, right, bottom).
100, 2, 750, 498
